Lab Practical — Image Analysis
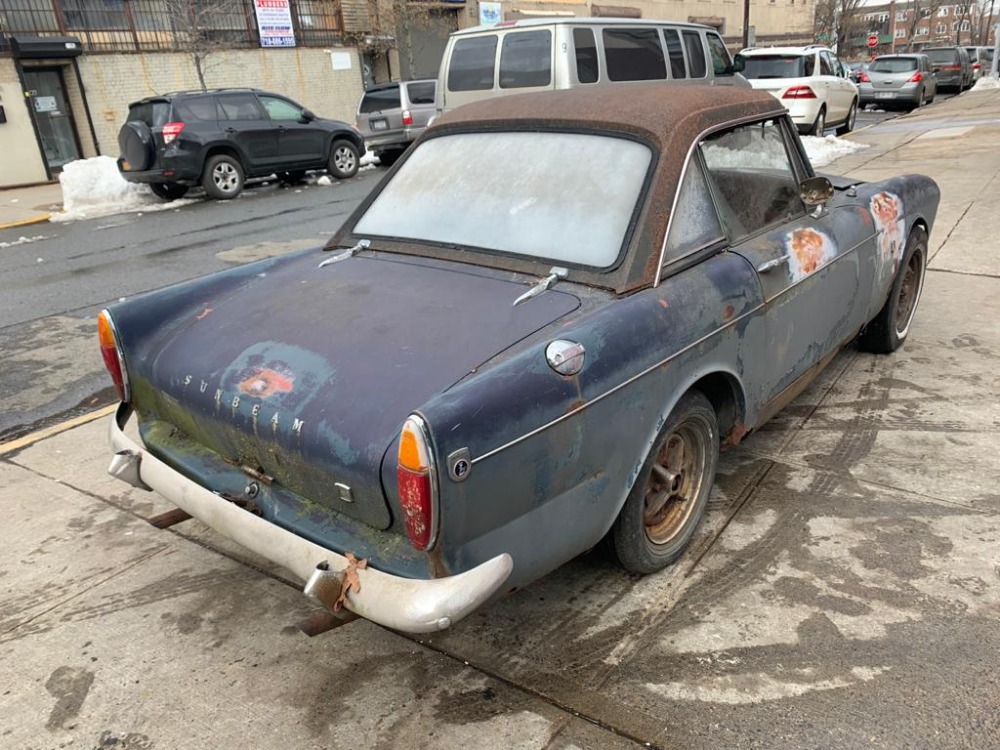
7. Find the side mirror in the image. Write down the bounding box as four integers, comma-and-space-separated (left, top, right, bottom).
800, 176, 834, 207
301, 109, 316, 122
732, 54, 746, 73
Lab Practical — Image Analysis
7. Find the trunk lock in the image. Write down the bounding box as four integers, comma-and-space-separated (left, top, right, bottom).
245, 481, 260, 499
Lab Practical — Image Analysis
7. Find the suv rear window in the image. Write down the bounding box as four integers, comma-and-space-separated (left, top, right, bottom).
603, 28, 666, 81
405, 81, 435, 104
870, 58, 918, 73
741, 54, 815, 79
127, 101, 170, 127
499, 30, 552, 88
449, 36, 498, 91
926, 49, 959, 64
360, 85, 400, 113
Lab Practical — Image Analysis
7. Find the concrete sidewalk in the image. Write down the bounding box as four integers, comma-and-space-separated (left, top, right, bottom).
0, 181, 62, 230
1, 91, 999, 750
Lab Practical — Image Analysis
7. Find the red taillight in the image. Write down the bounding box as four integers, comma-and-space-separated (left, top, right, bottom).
860, 72, 871, 83
782, 85, 817, 99
973, 63, 981, 71
397, 416, 437, 551
908, 72, 923, 83
401, 109, 413, 126
162, 121, 185, 145
97, 310, 129, 402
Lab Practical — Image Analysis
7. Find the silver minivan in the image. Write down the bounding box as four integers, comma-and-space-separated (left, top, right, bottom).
436, 18, 747, 115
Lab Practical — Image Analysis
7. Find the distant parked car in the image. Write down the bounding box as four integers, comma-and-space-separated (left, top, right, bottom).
924, 46, 973, 91
738, 45, 859, 135
847, 61, 870, 84
100, 85, 939, 634
117, 88, 365, 201
965, 46, 995, 80
858, 54, 937, 111
355, 80, 437, 167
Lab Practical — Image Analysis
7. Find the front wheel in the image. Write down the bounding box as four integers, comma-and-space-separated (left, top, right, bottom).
201, 154, 244, 200
612, 391, 719, 574
810, 107, 827, 136
859, 225, 927, 354
328, 139, 360, 179
149, 182, 189, 201
836, 101, 857, 136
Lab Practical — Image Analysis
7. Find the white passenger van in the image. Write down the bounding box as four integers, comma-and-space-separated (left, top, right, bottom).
436, 18, 747, 114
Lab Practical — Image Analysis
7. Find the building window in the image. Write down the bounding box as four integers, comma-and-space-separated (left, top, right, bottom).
936, 23, 946, 33
938, 7, 948, 16
960, 20, 970, 31
895, 28, 906, 38
896, 11, 905, 21
917, 27, 927, 36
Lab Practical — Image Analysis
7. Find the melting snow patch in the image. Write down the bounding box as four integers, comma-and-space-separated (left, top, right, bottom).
317, 175, 333, 186
801, 135, 869, 168
51, 156, 201, 222
972, 76, 1000, 91
0, 234, 52, 249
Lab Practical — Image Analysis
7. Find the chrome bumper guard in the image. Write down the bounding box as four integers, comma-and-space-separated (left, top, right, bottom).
107, 404, 513, 633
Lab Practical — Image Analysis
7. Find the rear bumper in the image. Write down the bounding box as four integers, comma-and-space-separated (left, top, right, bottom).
118, 153, 202, 185
362, 127, 424, 151
107, 403, 513, 633
859, 84, 921, 106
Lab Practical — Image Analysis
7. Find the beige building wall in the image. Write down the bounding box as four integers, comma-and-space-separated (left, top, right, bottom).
0, 58, 49, 187
77, 47, 365, 159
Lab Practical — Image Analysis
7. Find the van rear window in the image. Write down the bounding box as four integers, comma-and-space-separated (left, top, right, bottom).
449, 36, 498, 91
500, 30, 552, 88
603, 28, 666, 81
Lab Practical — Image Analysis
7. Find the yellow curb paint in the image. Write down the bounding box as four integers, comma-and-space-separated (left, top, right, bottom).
0, 404, 117, 456
0, 213, 52, 231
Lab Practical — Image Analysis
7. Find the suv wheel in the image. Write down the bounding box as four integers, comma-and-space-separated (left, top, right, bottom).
149, 182, 190, 202
810, 107, 827, 136
328, 139, 360, 179
202, 154, 244, 200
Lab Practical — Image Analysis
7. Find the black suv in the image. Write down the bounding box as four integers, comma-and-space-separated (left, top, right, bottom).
117, 88, 366, 200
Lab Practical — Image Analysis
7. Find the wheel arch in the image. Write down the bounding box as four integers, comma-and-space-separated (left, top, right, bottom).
688, 370, 748, 446
202, 145, 246, 172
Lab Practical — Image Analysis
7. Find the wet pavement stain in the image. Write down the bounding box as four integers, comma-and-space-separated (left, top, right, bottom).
44, 666, 94, 729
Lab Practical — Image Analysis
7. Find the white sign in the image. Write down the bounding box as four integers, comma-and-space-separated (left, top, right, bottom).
479, 1, 502, 26
331, 51, 352, 71
254, 0, 296, 48
33, 96, 58, 113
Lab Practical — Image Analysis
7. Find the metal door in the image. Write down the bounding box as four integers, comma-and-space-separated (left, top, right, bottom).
23, 68, 81, 172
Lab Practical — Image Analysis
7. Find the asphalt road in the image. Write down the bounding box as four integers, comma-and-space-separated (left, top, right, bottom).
0, 169, 385, 439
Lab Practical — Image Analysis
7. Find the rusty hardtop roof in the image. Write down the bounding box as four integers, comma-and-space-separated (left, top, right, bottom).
337, 85, 788, 293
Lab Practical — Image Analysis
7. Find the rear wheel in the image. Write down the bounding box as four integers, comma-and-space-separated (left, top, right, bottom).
328, 139, 360, 179
859, 226, 927, 354
810, 107, 827, 136
149, 182, 189, 201
836, 100, 857, 135
612, 391, 719, 574
201, 154, 244, 200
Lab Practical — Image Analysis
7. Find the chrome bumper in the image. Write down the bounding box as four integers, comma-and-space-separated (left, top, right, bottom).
107, 404, 513, 633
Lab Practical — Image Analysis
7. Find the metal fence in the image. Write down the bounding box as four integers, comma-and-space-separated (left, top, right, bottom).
0, 0, 345, 54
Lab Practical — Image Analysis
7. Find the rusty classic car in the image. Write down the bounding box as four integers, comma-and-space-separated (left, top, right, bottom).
101, 85, 939, 633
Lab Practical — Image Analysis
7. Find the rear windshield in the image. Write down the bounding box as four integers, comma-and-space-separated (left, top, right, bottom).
360, 85, 400, 113
128, 101, 170, 127
354, 132, 652, 269
405, 81, 435, 104
870, 58, 918, 73
741, 54, 814, 79
449, 35, 498, 91
926, 49, 959, 64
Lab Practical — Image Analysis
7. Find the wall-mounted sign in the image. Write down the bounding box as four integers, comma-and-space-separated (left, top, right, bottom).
33, 95, 58, 113
254, 0, 296, 48
331, 51, 353, 70
480, 2, 502, 26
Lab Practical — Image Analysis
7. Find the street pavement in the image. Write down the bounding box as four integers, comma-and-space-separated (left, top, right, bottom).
1, 90, 999, 749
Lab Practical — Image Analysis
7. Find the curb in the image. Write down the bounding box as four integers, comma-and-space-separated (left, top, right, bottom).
0, 403, 116, 457
0, 213, 52, 231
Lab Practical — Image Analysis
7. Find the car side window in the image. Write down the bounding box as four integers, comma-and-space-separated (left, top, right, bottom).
499, 30, 552, 88
574, 28, 599, 84
700, 119, 805, 241
449, 35, 498, 91
706, 33, 732, 75
217, 93, 264, 121
260, 96, 303, 121
406, 81, 435, 104
664, 156, 725, 265
602, 28, 666, 81
663, 29, 686, 78
682, 31, 707, 78
819, 52, 834, 76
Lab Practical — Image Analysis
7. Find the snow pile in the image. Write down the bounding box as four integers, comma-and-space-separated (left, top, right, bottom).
0, 234, 51, 249
801, 135, 869, 167
360, 148, 381, 171
52, 156, 199, 222
972, 76, 1000, 91
316, 175, 333, 186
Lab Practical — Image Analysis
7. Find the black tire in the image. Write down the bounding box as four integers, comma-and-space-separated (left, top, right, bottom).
612, 390, 719, 574
859, 225, 927, 354
277, 170, 306, 185
328, 139, 360, 179
201, 154, 244, 200
375, 148, 404, 168
810, 107, 827, 136
149, 182, 189, 201
836, 100, 857, 136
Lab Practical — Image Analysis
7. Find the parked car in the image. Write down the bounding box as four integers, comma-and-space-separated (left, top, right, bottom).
965, 46, 996, 80
436, 18, 748, 116
101, 85, 939, 634
355, 80, 436, 167
847, 61, 870, 84
117, 88, 366, 201
858, 54, 937, 110
923, 46, 973, 91
737, 45, 859, 135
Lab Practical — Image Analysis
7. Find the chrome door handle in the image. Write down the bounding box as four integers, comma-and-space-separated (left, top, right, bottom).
758, 255, 791, 273
225, 127, 237, 134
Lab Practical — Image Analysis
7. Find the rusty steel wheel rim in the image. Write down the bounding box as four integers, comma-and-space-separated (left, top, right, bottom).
895, 249, 923, 337
643, 420, 709, 546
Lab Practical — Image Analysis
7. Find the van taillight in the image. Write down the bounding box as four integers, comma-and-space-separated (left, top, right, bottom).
97, 310, 130, 403
397, 415, 437, 551
162, 122, 185, 145
402, 109, 413, 126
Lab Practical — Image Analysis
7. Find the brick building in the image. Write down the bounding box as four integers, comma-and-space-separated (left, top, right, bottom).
851, 1, 997, 58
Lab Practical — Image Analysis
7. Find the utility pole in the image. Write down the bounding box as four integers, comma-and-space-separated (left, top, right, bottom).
992, 22, 1000, 77
742, 0, 751, 48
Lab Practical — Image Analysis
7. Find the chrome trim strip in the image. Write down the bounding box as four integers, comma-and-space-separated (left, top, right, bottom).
471, 300, 765, 465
